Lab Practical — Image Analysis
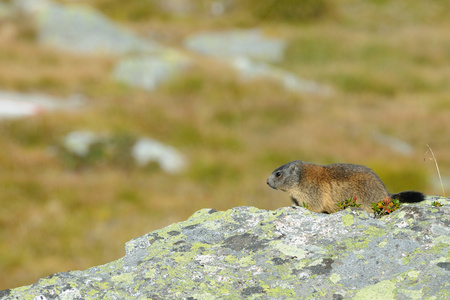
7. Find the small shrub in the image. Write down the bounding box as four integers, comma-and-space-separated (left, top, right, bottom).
336, 196, 361, 212
431, 201, 443, 207
372, 197, 401, 218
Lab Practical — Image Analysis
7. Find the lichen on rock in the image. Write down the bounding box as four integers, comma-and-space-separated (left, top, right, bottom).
1, 196, 449, 299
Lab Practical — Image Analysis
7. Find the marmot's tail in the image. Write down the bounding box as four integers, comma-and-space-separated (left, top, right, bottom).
390, 191, 425, 203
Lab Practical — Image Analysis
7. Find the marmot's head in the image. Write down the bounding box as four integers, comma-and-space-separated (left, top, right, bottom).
267, 160, 302, 192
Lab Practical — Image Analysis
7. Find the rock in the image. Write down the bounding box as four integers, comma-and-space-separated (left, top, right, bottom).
60, 131, 187, 173
232, 56, 332, 95
113, 52, 190, 91
62, 131, 101, 157
0, 91, 85, 119
184, 29, 331, 95
14, 0, 191, 91
3, 196, 448, 299
13, 0, 49, 15
14, 0, 326, 94
132, 137, 187, 174
15, 0, 161, 55
184, 28, 286, 63
0, 99, 43, 119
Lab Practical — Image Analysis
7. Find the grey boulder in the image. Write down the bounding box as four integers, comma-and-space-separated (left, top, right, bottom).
2, 196, 448, 299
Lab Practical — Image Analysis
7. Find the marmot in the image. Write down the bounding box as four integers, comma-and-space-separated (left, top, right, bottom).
267, 160, 425, 213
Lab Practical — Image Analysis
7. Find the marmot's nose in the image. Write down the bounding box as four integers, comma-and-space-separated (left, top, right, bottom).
267, 179, 277, 190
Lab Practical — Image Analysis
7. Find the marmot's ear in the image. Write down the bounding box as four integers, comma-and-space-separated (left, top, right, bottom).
288, 163, 298, 174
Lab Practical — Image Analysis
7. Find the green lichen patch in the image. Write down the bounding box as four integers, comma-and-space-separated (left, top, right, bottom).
342, 213, 354, 227
271, 241, 307, 259
353, 280, 396, 300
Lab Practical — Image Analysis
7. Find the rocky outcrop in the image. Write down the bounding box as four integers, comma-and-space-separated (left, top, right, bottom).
2, 196, 448, 299
12, 0, 330, 94
14, 0, 189, 92
183, 29, 331, 95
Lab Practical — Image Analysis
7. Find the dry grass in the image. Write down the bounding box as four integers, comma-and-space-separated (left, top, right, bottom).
1, 0, 449, 290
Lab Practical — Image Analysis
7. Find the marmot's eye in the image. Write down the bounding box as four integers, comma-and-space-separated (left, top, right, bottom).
275, 171, 282, 178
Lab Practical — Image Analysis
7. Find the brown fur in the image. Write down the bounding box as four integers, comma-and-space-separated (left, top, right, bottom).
267, 160, 423, 214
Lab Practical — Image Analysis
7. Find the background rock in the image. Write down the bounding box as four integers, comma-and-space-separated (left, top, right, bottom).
62, 131, 102, 157
14, 0, 328, 94
184, 29, 286, 62
3, 196, 448, 299
16, 0, 161, 55
15, 0, 191, 91
60, 131, 187, 173
231, 56, 332, 95
0, 91, 85, 119
184, 29, 330, 95
132, 137, 187, 174
113, 53, 190, 91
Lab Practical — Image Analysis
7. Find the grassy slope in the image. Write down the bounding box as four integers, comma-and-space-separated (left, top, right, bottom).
0, 0, 449, 289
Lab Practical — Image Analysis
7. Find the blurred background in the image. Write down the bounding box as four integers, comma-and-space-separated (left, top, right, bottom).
0, 0, 449, 290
